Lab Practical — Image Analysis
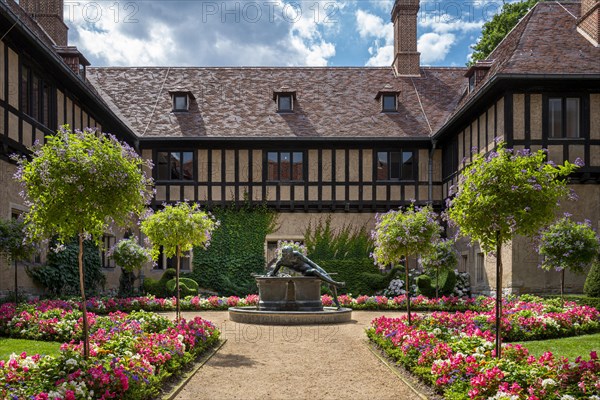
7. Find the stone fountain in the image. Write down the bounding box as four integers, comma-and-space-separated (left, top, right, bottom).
228, 246, 352, 325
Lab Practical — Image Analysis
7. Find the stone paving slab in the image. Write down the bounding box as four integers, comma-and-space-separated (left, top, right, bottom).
170, 311, 419, 400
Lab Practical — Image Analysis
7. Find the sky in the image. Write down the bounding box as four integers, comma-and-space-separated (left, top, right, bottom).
61, 0, 509, 68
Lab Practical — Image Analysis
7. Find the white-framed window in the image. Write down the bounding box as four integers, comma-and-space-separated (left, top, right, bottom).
100, 234, 116, 269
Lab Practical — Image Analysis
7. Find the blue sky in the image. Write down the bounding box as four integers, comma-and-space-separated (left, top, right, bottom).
63, 1, 507, 68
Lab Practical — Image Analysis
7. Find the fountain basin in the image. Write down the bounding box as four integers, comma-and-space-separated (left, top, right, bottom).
228, 306, 352, 325
228, 276, 352, 324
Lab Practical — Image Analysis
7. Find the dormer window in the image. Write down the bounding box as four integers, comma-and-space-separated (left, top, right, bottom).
278, 95, 293, 112
173, 94, 188, 111
376, 89, 400, 113
170, 91, 193, 112
382, 94, 397, 112
465, 61, 492, 93
273, 89, 296, 113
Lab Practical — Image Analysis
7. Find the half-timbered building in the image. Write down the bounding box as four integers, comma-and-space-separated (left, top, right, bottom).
1, 0, 599, 296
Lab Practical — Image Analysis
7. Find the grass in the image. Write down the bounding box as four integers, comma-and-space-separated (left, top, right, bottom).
0, 337, 62, 360
517, 332, 600, 360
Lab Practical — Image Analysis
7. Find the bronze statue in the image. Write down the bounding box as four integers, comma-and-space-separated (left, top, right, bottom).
268, 246, 345, 309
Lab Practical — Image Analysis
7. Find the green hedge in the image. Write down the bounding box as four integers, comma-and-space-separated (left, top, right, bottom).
166, 277, 199, 297
319, 258, 397, 296
190, 205, 276, 296
27, 239, 105, 296
416, 269, 457, 297
143, 268, 176, 298
544, 294, 600, 311
584, 259, 600, 298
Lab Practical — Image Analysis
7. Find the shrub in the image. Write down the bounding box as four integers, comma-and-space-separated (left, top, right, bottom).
584, 258, 600, 298
27, 238, 105, 296
166, 277, 199, 297
304, 216, 373, 262
143, 268, 176, 297
318, 259, 395, 296
416, 269, 457, 298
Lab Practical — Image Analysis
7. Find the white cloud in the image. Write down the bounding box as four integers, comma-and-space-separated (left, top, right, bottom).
418, 32, 456, 64
354, 9, 393, 66
66, 0, 338, 67
419, 18, 484, 34
355, 9, 389, 39
366, 44, 394, 66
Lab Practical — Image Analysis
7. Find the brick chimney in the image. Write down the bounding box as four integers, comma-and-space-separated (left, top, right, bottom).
391, 0, 421, 76
19, 0, 68, 46
578, 0, 600, 46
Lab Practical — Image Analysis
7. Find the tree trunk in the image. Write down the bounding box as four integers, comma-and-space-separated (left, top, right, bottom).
561, 268, 565, 307
79, 233, 90, 359
435, 265, 439, 299
405, 255, 411, 326
495, 231, 502, 359
176, 245, 181, 322
14, 259, 18, 305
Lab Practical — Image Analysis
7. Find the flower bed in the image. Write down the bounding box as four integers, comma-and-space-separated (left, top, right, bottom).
367, 298, 600, 399
1, 293, 484, 317
0, 309, 219, 399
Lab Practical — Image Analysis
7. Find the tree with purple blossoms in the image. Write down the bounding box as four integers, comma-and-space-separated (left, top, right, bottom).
14, 125, 154, 358
372, 204, 441, 325
446, 142, 579, 358
538, 215, 599, 303
141, 202, 218, 321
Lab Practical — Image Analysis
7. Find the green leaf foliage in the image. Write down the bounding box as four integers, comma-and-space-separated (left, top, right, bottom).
141, 202, 218, 260
14, 125, 154, 244
538, 216, 599, 274
584, 258, 600, 298
165, 277, 199, 297
469, 0, 540, 65
446, 144, 578, 254
0, 217, 36, 262
416, 269, 457, 298
420, 239, 458, 272
318, 259, 397, 296
143, 268, 176, 298
304, 217, 374, 262
27, 239, 105, 296
191, 204, 276, 296
372, 204, 441, 267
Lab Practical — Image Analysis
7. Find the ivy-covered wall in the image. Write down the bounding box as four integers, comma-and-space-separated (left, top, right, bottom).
27, 239, 105, 296
189, 205, 276, 296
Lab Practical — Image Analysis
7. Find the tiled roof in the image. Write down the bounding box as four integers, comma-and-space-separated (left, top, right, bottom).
490, 2, 598, 76
86, 67, 466, 138
451, 1, 600, 115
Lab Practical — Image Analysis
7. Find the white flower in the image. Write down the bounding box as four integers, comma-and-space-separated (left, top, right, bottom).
560, 395, 575, 400
65, 358, 78, 366
541, 378, 556, 388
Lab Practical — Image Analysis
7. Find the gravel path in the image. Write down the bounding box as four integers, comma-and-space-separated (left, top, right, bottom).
172, 310, 420, 400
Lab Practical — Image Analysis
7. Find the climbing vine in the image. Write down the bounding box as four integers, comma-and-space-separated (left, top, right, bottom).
190, 203, 277, 296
